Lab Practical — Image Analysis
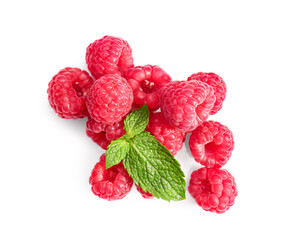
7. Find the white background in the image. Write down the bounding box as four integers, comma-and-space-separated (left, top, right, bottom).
1, 0, 292, 239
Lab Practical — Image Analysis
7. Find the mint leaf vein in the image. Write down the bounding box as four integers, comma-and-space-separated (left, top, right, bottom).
123, 105, 149, 138
123, 132, 186, 201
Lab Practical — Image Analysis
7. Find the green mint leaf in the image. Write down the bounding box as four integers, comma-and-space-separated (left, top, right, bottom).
105, 136, 130, 169
123, 105, 149, 138
123, 131, 186, 201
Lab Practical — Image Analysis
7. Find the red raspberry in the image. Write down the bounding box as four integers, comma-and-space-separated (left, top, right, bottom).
86, 130, 110, 150
125, 65, 171, 110
136, 184, 154, 199
160, 80, 216, 132
188, 167, 237, 213
104, 119, 126, 141
146, 112, 185, 155
86, 74, 133, 125
89, 154, 133, 201
86, 117, 126, 149
86, 35, 134, 79
47, 67, 94, 119
188, 72, 226, 115
86, 117, 107, 133
189, 121, 234, 168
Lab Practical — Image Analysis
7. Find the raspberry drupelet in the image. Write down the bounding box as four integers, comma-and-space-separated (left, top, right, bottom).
86, 35, 134, 79
189, 121, 234, 168
89, 154, 133, 200
86, 74, 133, 125
188, 72, 226, 115
160, 80, 216, 132
188, 167, 237, 213
47, 67, 94, 119
125, 65, 172, 110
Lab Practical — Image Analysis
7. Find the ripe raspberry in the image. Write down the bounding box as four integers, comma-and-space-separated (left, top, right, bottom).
125, 65, 171, 110
86, 35, 134, 79
160, 80, 216, 132
47, 67, 93, 119
146, 112, 185, 155
86, 74, 133, 125
136, 184, 154, 199
188, 167, 237, 213
188, 72, 226, 115
189, 121, 234, 168
86, 117, 107, 133
104, 119, 126, 141
86, 117, 126, 149
89, 154, 133, 201
86, 130, 110, 150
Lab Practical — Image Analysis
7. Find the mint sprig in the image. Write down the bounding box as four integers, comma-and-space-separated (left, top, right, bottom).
105, 105, 186, 201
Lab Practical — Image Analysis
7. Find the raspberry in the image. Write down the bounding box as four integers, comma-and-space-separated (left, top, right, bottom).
160, 80, 216, 132
89, 154, 133, 200
86, 117, 126, 149
47, 67, 94, 119
86, 130, 110, 150
125, 65, 171, 110
188, 167, 237, 213
188, 72, 226, 115
146, 112, 185, 155
189, 121, 234, 168
104, 119, 126, 141
136, 184, 154, 199
86, 117, 107, 133
86, 74, 133, 125
86, 35, 134, 79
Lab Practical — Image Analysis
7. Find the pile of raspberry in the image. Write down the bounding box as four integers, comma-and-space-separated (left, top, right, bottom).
48, 35, 237, 213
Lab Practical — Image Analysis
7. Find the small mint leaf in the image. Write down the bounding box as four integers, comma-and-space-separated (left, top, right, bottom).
105, 137, 130, 169
123, 131, 186, 201
123, 105, 149, 138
